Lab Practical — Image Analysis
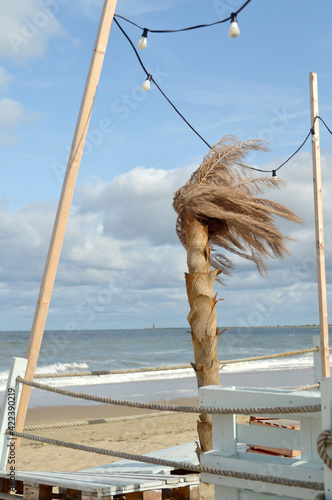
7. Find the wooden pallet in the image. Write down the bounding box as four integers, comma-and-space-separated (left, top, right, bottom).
0, 444, 200, 500
247, 417, 301, 457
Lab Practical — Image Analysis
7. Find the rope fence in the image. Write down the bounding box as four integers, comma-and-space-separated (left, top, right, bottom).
16, 376, 321, 415
7, 344, 329, 493
34, 347, 320, 379
9, 430, 324, 491
23, 411, 173, 432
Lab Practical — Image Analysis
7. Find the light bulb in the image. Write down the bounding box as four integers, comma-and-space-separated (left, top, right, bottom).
272, 170, 278, 183
228, 13, 240, 38
137, 28, 148, 50
142, 75, 152, 91
311, 131, 319, 142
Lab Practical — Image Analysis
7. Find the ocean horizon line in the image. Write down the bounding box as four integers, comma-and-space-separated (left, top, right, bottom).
0, 324, 330, 334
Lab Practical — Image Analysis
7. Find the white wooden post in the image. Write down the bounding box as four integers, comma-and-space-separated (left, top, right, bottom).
309, 72, 330, 379
313, 334, 322, 384
320, 377, 332, 499
14, 0, 118, 447
0, 358, 28, 470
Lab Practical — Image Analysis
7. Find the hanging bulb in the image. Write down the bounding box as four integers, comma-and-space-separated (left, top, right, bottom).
311, 128, 319, 142
142, 74, 152, 91
272, 170, 278, 183
228, 13, 240, 38
137, 28, 148, 50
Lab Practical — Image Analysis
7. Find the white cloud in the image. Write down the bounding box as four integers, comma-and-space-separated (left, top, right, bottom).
115, 0, 193, 17
0, 98, 24, 129
1, 154, 331, 330
0, 97, 42, 145
77, 164, 195, 245
0, 0, 65, 61
75, 0, 193, 19
0, 67, 13, 92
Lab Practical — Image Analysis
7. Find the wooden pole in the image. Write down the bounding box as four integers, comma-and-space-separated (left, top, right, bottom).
14, 0, 118, 451
309, 72, 330, 379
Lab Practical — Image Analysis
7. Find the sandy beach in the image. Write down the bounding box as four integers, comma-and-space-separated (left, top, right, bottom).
15, 397, 223, 499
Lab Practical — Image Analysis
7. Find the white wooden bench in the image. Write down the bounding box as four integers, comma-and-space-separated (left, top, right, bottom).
199, 382, 332, 500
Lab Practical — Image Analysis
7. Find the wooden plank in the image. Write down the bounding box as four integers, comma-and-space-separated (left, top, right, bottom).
215, 485, 238, 500
83, 443, 199, 474
300, 416, 322, 463
201, 450, 323, 484
67, 472, 186, 485
199, 386, 321, 417
212, 414, 236, 453
126, 492, 162, 500
237, 423, 301, 451
309, 71, 330, 379
238, 491, 309, 500
0, 479, 11, 494
14, 0, 120, 449
0, 357, 28, 470
312, 334, 322, 384
23, 485, 52, 500
66, 489, 81, 500
205, 472, 318, 500
0, 471, 192, 497
198, 385, 320, 419
320, 377, 332, 498
170, 484, 200, 499
0, 493, 23, 500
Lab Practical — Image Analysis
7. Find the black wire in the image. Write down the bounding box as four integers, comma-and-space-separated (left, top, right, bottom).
113, 18, 148, 76
114, 17, 212, 150
317, 116, 332, 135
151, 77, 211, 149
249, 131, 312, 174
114, 0, 252, 34
113, 18, 332, 177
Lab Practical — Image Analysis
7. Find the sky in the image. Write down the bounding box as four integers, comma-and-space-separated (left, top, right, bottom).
0, 0, 332, 332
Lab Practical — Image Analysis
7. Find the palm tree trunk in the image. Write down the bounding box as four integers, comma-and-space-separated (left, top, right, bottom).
185, 216, 221, 453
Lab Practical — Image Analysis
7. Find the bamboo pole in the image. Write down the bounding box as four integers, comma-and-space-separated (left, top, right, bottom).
13, 0, 118, 455
309, 72, 330, 379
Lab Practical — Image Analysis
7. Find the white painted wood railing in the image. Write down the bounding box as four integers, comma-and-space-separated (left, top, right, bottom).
199, 336, 332, 499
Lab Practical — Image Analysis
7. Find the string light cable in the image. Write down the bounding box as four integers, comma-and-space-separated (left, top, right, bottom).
113, 17, 332, 179
114, 0, 252, 47
113, 17, 211, 149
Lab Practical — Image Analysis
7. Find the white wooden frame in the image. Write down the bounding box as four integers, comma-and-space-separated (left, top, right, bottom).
199, 336, 332, 499
0, 357, 28, 470
199, 385, 324, 499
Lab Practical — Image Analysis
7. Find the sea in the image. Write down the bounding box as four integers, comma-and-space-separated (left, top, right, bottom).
0, 326, 329, 409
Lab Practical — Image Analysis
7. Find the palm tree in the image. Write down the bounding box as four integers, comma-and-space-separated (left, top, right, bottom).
173, 136, 303, 454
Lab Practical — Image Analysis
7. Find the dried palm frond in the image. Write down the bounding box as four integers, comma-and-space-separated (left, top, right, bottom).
173, 135, 303, 277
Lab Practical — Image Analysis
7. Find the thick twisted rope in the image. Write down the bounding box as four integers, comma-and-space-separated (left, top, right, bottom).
34, 347, 319, 378
17, 377, 321, 415
23, 388, 319, 431
317, 429, 332, 469
23, 411, 173, 432
35, 364, 193, 378
10, 431, 323, 491
296, 383, 320, 391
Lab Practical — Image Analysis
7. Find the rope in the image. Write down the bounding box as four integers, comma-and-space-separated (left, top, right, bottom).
11, 431, 324, 491
34, 347, 318, 379
220, 347, 318, 365
23, 411, 173, 432
34, 364, 193, 379
317, 429, 332, 469
296, 383, 320, 391
17, 377, 321, 415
